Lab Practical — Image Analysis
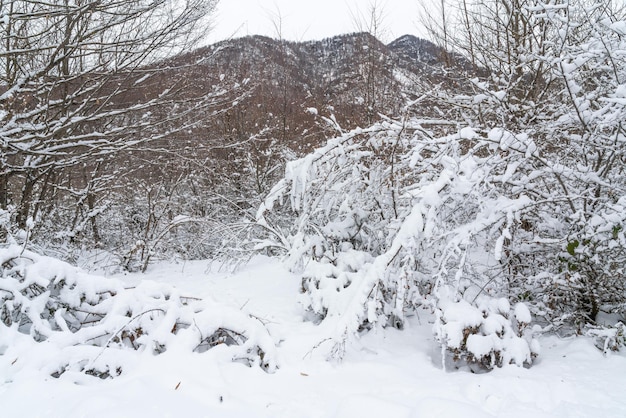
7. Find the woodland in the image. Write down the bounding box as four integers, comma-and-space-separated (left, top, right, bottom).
1, 0, 625, 385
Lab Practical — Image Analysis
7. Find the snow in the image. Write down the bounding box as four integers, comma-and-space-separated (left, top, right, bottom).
1, 256, 626, 417
440, 299, 484, 329
466, 334, 500, 358
610, 21, 626, 35
514, 303, 532, 324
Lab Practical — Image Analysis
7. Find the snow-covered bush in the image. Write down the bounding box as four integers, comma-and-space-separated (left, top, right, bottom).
528, 4, 626, 326
586, 323, 626, 354
425, 1, 626, 330
435, 295, 540, 371
542, 197, 626, 327
0, 245, 278, 378
256, 117, 542, 357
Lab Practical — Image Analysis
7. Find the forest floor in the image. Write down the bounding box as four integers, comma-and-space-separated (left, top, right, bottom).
1, 255, 625, 418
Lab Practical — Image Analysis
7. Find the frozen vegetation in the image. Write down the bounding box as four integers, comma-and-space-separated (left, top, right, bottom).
2, 1, 626, 416
1, 255, 625, 417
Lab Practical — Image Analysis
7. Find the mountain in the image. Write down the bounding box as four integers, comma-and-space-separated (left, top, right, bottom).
109, 32, 475, 211
174, 32, 472, 152
389, 34, 444, 65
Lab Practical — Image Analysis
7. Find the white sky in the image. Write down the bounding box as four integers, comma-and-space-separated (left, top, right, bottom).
208, 0, 427, 44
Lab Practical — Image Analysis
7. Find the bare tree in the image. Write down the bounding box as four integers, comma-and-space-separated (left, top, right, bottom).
0, 0, 218, 233
348, 0, 400, 124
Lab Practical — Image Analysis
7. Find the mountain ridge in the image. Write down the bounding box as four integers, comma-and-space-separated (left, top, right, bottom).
181, 31, 471, 149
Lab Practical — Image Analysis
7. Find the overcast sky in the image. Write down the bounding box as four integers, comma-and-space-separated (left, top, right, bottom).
208, 0, 427, 44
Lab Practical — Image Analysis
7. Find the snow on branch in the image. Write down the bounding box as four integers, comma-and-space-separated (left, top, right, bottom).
257, 117, 542, 362
0, 246, 278, 379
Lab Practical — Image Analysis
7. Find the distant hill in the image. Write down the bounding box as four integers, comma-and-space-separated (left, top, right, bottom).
117, 32, 477, 205
168, 32, 474, 152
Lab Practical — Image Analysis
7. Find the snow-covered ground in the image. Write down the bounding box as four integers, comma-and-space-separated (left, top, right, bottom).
1, 256, 625, 418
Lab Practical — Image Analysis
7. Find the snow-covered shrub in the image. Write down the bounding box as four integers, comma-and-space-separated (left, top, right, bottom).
527, 6, 626, 327
586, 323, 626, 355
536, 198, 626, 328
70, 174, 220, 272
256, 105, 626, 360
0, 207, 27, 247
0, 245, 278, 378
0, 209, 8, 230
435, 295, 540, 371
424, 4, 626, 332
256, 118, 541, 356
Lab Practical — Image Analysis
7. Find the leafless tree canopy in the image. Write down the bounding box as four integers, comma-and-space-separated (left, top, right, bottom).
0, 0, 216, 227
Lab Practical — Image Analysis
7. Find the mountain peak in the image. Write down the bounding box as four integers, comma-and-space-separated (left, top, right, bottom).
388, 35, 442, 65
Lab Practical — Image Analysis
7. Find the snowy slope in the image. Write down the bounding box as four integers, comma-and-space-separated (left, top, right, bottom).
1, 256, 625, 418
